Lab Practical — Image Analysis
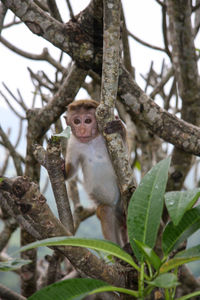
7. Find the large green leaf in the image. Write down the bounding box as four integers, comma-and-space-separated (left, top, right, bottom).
160, 245, 200, 273
17, 236, 139, 271
165, 189, 200, 226
0, 258, 31, 271
147, 273, 179, 288
127, 157, 171, 261
28, 278, 138, 300
162, 206, 200, 255
134, 239, 161, 270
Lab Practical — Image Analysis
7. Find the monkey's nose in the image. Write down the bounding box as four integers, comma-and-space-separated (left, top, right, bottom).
80, 127, 86, 135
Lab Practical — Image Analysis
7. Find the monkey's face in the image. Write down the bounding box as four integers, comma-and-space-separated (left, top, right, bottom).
68, 108, 99, 143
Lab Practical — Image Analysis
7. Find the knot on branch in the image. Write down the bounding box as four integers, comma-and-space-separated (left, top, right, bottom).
47, 137, 61, 156
38, 195, 46, 204
96, 103, 112, 119
25, 21, 44, 36
12, 176, 31, 198
16, 202, 32, 214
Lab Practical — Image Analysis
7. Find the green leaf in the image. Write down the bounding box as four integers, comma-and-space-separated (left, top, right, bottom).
162, 206, 200, 255
134, 239, 161, 270
28, 278, 108, 300
160, 245, 200, 273
165, 189, 200, 225
0, 178, 4, 183
135, 160, 141, 171
0, 258, 31, 271
147, 273, 179, 288
53, 126, 71, 139
28, 278, 138, 300
127, 157, 171, 261
16, 236, 139, 271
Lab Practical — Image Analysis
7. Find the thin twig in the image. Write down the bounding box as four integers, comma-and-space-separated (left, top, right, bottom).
128, 30, 165, 52
0, 36, 65, 72
150, 67, 174, 98
47, 0, 63, 22
0, 126, 25, 174
65, 0, 75, 21
162, 4, 171, 58
0, 90, 25, 120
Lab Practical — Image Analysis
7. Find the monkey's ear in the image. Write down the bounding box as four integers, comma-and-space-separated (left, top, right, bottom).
63, 115, 68, 124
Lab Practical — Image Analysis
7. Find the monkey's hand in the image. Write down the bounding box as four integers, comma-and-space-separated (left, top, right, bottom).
61, 158, 67, 179
104, 119, 126, 139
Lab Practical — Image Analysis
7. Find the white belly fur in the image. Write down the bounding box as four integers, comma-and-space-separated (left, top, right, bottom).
80, 135, 120, 205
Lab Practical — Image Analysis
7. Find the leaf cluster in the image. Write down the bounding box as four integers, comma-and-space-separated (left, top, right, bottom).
3, 157, 200, 299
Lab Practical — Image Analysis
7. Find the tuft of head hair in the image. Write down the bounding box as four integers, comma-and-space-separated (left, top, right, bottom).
67, 99, 99, 112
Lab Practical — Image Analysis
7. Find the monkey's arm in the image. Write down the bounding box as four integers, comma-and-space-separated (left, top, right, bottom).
65, 140, 80, 180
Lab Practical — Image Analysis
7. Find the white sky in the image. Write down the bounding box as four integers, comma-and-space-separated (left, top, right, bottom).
0, 0, 168, 110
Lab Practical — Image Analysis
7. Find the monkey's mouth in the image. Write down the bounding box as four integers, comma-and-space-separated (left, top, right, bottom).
78, 136, 91, 143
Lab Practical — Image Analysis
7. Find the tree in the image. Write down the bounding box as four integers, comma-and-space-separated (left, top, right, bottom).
0, 0, 200, 299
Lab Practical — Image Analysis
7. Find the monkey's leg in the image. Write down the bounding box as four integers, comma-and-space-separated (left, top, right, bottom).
96, 204, 122, 245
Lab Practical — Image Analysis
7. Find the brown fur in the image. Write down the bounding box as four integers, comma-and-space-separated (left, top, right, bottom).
67, 99, 99, 112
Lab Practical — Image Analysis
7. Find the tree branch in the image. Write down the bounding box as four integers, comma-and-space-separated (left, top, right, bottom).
33, 139, 74, 234
1, 0, 103, 72
0, 283, 26, 300
0, 177, 126, 286
3, 0, 200, 158
118, 65, 200, 157
96, 0, 136, 207
166, 0, 200, 190
0, 126, 24, 175
0, 36, 65, 72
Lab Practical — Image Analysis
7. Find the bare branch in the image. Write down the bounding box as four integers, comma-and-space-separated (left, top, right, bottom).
0, 177, 126, 286
65, 0, 75, 20
0, 149, 9, 175
96, 0, 136, 208
1, 0, 103, 72
0, 89, 25, 119
0, 215, 18, 252
150, 67, 174, 99
31, 63, 87, 140
3, 20, 21, 29
0, 36, 65, 72
34, 0, 49, 12
0, 283, 26, 300
155, 0, 166, 7
2, 82, 27, 112
121, 3, 133, 76
128, 30, 166, 53
167, 0, 200, 190
118, 65, 200, 157
0, 126, 24, 175
33, 140, 74, 234
47, 0, 63, 22
161, 4, 171, 58
17, 89, 28, 111
0, 3, 7, 35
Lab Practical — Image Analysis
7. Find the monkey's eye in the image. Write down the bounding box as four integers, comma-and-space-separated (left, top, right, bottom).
74, 118, 81, 125
85, 118, 92, 124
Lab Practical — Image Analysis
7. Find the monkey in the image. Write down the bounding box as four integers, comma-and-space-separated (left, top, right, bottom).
64, 99, 127, 245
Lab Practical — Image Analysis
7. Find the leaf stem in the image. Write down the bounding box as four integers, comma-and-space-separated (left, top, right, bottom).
138, 262, 145, 298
